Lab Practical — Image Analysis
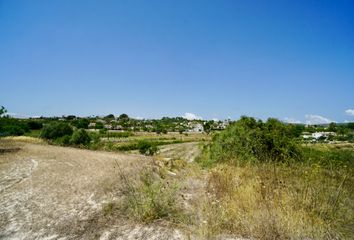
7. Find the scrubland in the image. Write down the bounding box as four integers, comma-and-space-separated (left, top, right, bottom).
1, 117, 353, 239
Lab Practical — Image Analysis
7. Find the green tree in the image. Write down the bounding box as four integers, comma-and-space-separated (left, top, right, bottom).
209, 116, 302, 164
203, 121, 213, 134
104, 114, 115, 119
118, 113, 129, 121
0, 106, 7, 117
95, 122, 104, 129
72, 119, 90, 129
40, 122, 73, 140
70, 129, 91, 145
328, 122, 337, 132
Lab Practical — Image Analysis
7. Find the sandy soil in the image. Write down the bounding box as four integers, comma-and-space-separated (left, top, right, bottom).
0, 140, 188, 240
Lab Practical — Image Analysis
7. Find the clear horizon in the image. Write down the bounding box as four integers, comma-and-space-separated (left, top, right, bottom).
1, 0, 353, 124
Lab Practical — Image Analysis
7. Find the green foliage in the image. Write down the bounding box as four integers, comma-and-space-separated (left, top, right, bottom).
0, 106, 7, 117
137, 140, 158, 155
328, 122, 337, 132
118, 113, 129, 121
0, 118, 29, 136
302, 145, 354, 169
120, 170, 187, 223
71, 119, 89, 129
88, 131, 101, 143
40, 122, 73, 140
27, 120, 43, 130
64, 115, 76, 120
1, 125, 25, 136
70, 129, 91, 145
203, 121, 212, 134
287, 124, 305, 138
95, 122, 104, 129
104, 114, 115, 119
0, 107, 31, 136
208, 116, 302, 165
54, 135, 71, 146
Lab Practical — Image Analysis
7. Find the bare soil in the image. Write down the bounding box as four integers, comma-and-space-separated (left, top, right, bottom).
0, 140, 189, 239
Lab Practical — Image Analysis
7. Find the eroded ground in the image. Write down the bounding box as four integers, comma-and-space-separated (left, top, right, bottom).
0, 140, 191, 239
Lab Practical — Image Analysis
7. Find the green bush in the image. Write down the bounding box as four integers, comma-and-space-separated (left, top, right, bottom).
71, 119, 89, 129
208, 116, 302, 165
0, 118, 29, 136
137, 140, 158, 155
70, 129, 91, 145
89, 132, 101, 143
40, 122, 73, 140
54, 135, 71, 146
119, 170, 188, 223
27, 120, 43, 130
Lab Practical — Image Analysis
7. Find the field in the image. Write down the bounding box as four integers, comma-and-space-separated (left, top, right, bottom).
1, 132, 353, 239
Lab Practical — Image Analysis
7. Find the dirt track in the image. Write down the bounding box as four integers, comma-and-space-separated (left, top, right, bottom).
0, 141, 187, 239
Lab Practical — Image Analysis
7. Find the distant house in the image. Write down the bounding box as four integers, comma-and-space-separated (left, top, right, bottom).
104, 124, 113, 130
188, 122, 204, 132
113, 125, 123, 130
88, 122, 96, 128
312, 132, 336, 139
302, 132, 336, 141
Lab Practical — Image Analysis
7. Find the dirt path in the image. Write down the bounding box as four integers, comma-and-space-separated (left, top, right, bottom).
0, 141, 188, 239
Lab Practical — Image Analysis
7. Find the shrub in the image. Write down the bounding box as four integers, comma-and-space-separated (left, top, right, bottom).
208, 117, 301, 165
70, 129, 91, 145
54, 135, 71, 146
137, 140, 158, 155
1, 125, 25, 136
71, 119, 89, 129
95, 122, 104, 129
0, 118, 29, 136
27, 120, 43, 130
89, 132, 101, 143
119, 169, 187, 223
40, 122, 73, 140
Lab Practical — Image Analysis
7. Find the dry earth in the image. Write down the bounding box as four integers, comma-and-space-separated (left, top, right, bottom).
0, 140, 190, 240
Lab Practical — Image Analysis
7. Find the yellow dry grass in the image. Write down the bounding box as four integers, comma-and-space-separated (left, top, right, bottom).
2, 136, 45, 144
198, 163, 353, 239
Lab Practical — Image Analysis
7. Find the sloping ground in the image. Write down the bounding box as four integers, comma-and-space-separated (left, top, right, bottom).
0, 140, 188, 239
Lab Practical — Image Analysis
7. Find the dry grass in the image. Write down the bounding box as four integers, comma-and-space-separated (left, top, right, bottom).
105, 162, 191, 225
199, 163, 353, 239
2, 136, 45, 144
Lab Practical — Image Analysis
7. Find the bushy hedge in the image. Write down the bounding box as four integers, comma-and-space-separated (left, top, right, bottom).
70, 129, 91, 145
137, 140, 158, 155
27, 120, 43, 130
40, 122, 73, 140
209, 117, 302, 164
0, 118, 29, 136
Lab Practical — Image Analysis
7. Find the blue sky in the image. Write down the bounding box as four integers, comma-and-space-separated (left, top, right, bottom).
1, 0, 353, 123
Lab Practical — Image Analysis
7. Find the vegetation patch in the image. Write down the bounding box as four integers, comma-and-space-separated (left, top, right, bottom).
200, 162, 353, 239
207, 116, 302, 166
105, 167, 189, 224
197, 117, 354, 239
